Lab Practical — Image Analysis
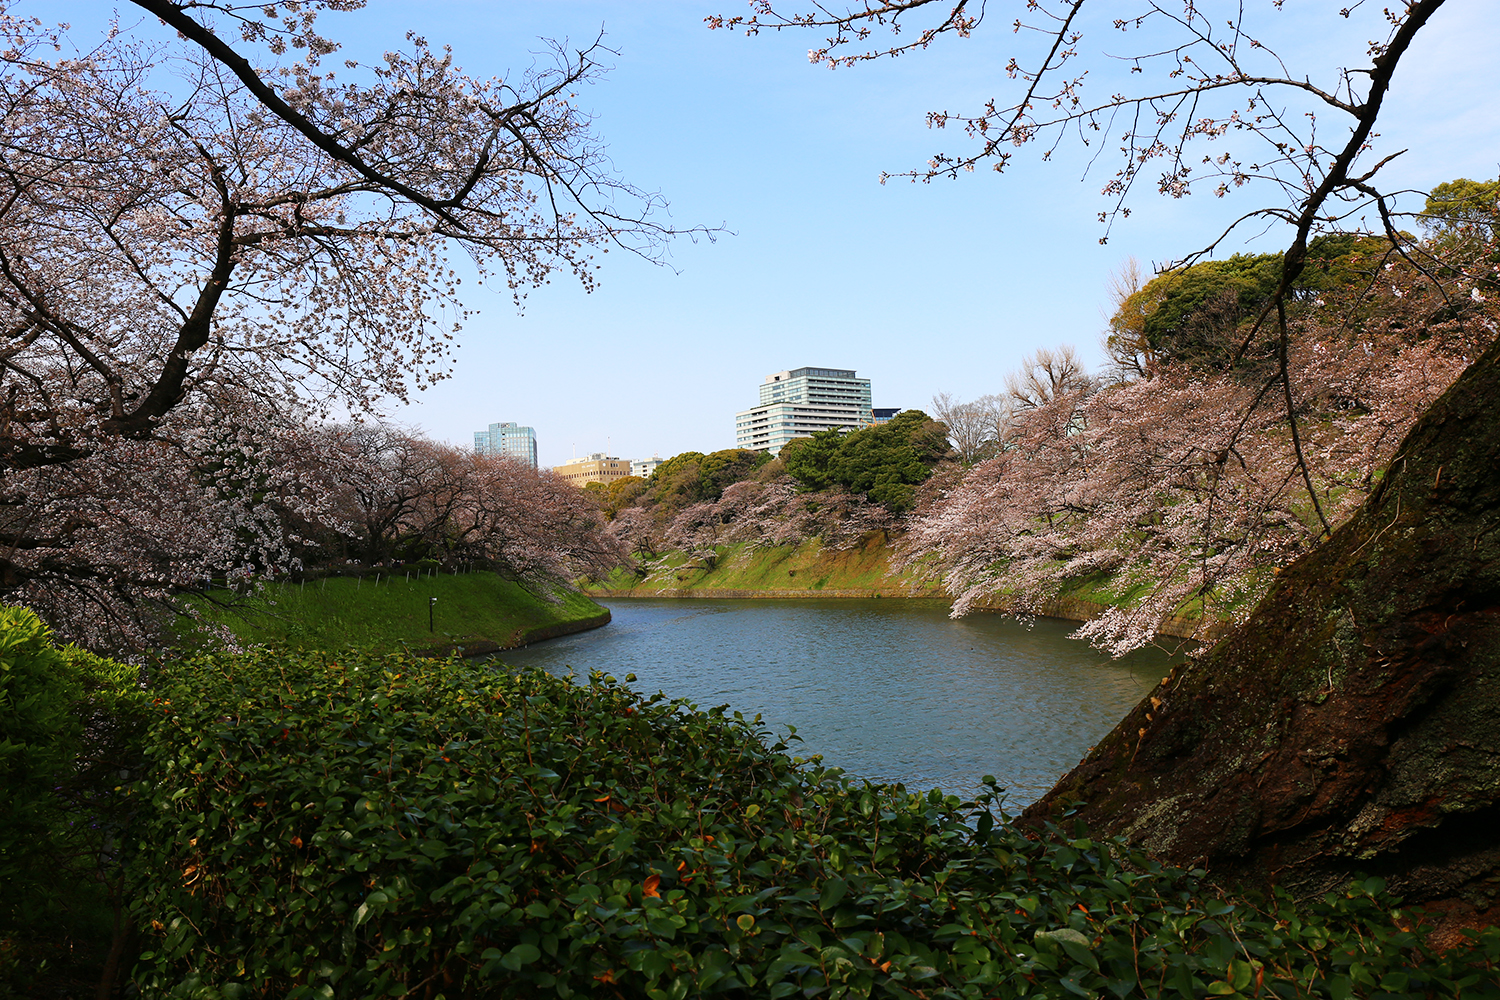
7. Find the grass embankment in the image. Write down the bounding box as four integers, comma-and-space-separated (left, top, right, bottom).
591, 536, 1244, 640
589, 535, 942, 597
180, 571, 609, 656
969, 571, 1257, 641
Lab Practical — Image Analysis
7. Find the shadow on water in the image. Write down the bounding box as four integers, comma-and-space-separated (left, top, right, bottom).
492, 597, 1181, 808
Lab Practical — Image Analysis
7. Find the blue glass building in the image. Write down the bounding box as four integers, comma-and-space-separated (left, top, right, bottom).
473, 421, 538, 468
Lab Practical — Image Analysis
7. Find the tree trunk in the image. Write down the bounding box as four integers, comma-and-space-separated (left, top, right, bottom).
1024, 335, 1500, 944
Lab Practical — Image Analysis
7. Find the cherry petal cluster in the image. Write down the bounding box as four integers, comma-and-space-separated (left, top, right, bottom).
606, 476, 893, 572
907, 290, 1492, 656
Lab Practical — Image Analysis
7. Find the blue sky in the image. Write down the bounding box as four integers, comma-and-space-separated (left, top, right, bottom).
64, 2, 1500, 467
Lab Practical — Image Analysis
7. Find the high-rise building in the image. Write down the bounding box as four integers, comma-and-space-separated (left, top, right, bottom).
473, 421, 538, 468
553, 453, 633, 487
734, 366, 873, 455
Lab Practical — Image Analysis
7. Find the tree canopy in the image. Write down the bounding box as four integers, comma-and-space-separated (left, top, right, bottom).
638, 448, 772, 514
1123, 235, 1395, 370
781, 410, 951, 512
1423, 177, 1500, 238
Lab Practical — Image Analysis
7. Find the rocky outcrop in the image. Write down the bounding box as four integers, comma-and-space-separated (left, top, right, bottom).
1025, 335, 1500, 943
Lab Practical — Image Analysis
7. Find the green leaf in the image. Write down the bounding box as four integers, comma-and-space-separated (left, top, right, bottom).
1035, 928, 1091, 949
1060, 973, 1093, 997
819, 878, 848, 911
1059, 937, 1100, 973
1227, 959, 1254, 992
500, 942, 542, 971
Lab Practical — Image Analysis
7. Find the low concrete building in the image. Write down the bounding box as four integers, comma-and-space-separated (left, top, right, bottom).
554, 453, 633, 487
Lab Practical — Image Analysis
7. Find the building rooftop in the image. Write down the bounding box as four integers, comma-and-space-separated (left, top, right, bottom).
765, 366, 859, 383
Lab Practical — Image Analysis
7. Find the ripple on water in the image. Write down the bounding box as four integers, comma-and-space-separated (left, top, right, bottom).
493, 598, 1178, 809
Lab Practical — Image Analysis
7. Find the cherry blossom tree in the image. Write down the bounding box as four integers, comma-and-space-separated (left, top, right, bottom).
713, 0, 1495, 644
418, 448, 627, 585
604, 506, 664, 566
664, 477, 893, 556
711, 1, 1477, 526
0, 1, 697, 643
313, 423, 449, 566
3, 399, 349, 649
910, 270, 1488, 654
602, 476, 896, 581
306, 425, 626, 585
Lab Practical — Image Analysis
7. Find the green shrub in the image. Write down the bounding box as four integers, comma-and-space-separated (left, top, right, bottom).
0, 607, 84, 939
0, 608, 149, 994
128, 650, 1499, 999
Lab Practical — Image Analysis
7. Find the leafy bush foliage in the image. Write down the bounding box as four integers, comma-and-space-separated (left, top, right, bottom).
0, 607, 149, 992
129, 650, 1499, 998
0, 607, 83, 942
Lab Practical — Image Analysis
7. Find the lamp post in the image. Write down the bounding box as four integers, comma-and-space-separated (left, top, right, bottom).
429, 596, 437, 632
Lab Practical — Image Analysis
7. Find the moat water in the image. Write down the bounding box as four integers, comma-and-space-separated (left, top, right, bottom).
494, 597, 1178, 809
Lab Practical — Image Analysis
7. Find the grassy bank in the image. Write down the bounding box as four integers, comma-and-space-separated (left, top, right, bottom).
179, 571, 609, 656
592, 538, 1242, 641
589, 535, 943, 597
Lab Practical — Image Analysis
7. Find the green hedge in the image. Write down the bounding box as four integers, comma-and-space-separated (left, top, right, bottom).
0, 607, 82, 911
0, 607, 149, 993
127, 649, 1500, 999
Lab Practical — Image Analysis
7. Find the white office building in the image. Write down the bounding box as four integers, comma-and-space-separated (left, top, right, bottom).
734, 366, 873, 455
632, 456, 665, 479
473, 421, 538, 468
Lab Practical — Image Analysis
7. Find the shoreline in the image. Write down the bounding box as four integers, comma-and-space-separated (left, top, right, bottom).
411, 609, 613, 658
587, 539, 1233, 644
590, 587, 1231, 644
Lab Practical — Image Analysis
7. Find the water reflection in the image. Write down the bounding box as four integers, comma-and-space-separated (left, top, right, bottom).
493, 598, 1176, 808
